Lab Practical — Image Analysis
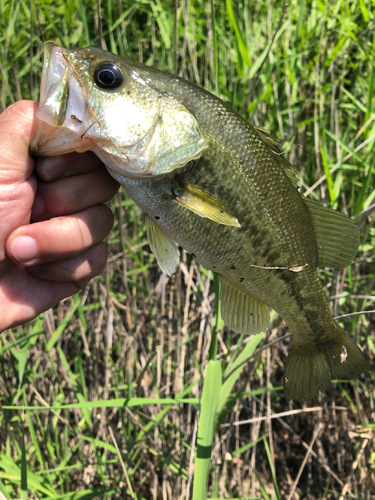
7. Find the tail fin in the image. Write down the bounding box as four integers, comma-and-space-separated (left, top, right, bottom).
284, 330, 369, 401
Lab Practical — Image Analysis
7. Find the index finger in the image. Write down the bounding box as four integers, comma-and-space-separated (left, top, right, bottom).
35, 151, 103, 182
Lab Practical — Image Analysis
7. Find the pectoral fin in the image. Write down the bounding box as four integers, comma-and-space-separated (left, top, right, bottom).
304, 198, 360, 268
145, 215, 180, 276
219, 277, 270, 335
173, 182, 241, 227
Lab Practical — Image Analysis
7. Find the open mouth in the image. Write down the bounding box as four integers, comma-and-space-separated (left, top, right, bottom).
30, 43, 95, 157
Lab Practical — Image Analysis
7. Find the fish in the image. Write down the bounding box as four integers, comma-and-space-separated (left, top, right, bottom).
30, 42, 369, 400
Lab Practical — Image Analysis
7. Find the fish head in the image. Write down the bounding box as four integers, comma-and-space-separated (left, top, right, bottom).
31, 42, 207, 178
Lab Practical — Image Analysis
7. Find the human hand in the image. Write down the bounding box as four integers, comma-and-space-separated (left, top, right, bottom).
0, 100, 119, 331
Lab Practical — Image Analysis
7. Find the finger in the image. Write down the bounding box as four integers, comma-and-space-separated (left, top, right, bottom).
31, 166, 119, 220
0, 265, 84, 331
27, 242, 108, 283
6, 204, 114, 266
0, 100, 38, 182
35, 151, 103, 181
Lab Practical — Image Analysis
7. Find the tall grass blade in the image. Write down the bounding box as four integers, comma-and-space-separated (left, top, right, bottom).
193, 360, 221, 500
219, 331, 265, 413
320, 143, 335, 204
226, 0, 251, 68
208, 273, 220, 360
263, 435, 280, 500
0, 480, 10, 500
46, 294, 81, 351
20, 424, 27, 500
210, 0, 218, 95
16, 345, 28, 394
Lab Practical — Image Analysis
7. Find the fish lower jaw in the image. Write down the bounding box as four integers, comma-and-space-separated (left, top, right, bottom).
30, 123, 94, 157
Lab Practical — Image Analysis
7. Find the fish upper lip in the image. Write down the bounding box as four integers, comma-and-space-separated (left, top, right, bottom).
44, 40, 60, 53
30, 42, 93, 157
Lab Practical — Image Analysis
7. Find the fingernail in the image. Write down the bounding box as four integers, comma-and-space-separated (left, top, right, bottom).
11, 236, 38, 264
38, 157, 66, 180
31, 194, 45, 218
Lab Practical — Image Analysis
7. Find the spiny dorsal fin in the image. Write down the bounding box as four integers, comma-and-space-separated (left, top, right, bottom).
304, 198, 360, 268
254, 127, 299, 187
145, 215, 180, 276
219, 277, 270, 335
173, 182, 241, 227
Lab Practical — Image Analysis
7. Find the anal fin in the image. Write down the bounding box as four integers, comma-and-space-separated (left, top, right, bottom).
219, 277, 270, 335
145, 215, 180, 276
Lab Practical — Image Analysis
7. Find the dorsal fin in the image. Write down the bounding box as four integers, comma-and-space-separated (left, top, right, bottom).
303, 198, 360, 268
254, 127, 299, 187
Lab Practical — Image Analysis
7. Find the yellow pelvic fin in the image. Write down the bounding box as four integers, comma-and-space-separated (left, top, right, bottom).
304, 198, 360, 268
219, 277, 270, 335
145, 215, 180, 276
173, 182, 241, 227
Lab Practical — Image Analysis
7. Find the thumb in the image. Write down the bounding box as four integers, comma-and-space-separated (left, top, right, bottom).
0, 101, 38, 268
0, 100, 39, 182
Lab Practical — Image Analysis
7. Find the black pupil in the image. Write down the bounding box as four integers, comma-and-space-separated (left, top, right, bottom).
94, 64, 123, 89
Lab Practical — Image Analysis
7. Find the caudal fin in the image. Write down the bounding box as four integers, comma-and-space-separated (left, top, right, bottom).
284, 331, 369, 400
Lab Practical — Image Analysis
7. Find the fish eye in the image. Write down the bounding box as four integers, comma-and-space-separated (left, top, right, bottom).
93, 63, 123, 89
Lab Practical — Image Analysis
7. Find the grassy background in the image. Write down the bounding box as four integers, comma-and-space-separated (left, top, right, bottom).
1, 0, 375, 498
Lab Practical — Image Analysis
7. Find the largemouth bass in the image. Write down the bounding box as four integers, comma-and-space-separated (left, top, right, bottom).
30, 42, 369, 400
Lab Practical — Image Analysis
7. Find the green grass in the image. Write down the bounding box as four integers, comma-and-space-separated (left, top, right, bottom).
1, 0, 375, 498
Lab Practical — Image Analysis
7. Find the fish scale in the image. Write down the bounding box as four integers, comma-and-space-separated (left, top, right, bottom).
30, 42, 369, 400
